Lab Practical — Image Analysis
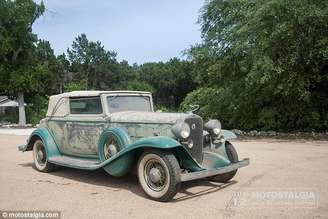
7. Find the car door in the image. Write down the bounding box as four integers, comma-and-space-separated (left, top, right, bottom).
62, 96, 107, 157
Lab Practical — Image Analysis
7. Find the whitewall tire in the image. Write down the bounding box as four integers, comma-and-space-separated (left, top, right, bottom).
137, 150, 181, 202
33, 139, 55, 172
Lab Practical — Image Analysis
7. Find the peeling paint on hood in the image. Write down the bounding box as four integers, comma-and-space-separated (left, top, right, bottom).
109, 111, 189, 124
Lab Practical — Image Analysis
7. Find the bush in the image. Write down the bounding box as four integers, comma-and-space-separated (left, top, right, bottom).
26, 95, 48, 125
0, 107, 18, 124
64, 81, 85, 92
154, 104, 176, 112
181, 87, 220, 121
124, 80, 153, 93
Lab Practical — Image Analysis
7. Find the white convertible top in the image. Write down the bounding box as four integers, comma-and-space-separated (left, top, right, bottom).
46, 90, 151, 117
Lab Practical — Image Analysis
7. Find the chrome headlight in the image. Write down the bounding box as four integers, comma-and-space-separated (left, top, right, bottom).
204, 119, 222, 136
171, 122, 190, 139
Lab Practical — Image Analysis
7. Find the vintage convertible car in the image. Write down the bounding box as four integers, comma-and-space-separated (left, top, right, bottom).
18, 91, 249, 201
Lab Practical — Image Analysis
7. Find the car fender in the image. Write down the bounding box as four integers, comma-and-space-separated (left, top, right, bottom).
97, 127, 132, 159
221, 129, 237, 140
98, 129, 202, 176
18, 128, 61, 159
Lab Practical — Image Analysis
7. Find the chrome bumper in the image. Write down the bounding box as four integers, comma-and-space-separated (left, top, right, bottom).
180, 158, 250, 182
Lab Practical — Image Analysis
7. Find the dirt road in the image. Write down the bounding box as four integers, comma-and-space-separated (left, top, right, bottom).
0, 134, 327, 219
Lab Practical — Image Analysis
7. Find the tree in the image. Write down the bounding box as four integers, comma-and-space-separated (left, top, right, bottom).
55, 54, 70, 93
186, 0, 328, 131
0, 0, 47, 125
138, 58, 196, 108
67, 34, 119, 90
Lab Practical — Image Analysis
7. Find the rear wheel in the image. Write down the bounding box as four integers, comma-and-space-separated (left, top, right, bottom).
208, 142, 238, 183
137, 150, 181, 202
33, 140, 56, 172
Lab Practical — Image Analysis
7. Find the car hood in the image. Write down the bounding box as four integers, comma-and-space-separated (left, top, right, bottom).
109, 111, 188, 124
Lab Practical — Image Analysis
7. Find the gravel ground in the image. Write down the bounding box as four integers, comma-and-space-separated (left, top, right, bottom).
0, 128, 35, 136
0, 134, 328, 219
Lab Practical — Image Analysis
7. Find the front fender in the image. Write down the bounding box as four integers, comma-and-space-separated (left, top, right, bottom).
18, 128, 61, 159
221, 129, 237, 140
99, 135, 201, 176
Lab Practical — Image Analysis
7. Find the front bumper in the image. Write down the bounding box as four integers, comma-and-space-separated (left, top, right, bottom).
18, 144, 27, 151
180, 158, 250, 182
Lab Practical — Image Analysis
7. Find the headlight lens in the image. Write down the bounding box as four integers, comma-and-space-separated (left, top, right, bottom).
181, 123, 191, 138
204, 119, 222, 136
172, 122, 191, 139
213, 128, 221, 135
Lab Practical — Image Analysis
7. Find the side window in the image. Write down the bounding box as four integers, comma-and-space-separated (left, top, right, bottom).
69, 97, 103, 114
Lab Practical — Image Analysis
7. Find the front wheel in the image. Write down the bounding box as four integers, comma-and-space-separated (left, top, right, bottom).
137, 150, 181, 202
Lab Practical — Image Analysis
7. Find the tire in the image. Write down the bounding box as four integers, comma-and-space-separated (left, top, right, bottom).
137, 150, 181, 202
208, 141, 238, 183
33, 139, 56, 172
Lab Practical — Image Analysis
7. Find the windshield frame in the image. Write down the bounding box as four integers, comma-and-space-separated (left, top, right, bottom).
102, 93, 154, 114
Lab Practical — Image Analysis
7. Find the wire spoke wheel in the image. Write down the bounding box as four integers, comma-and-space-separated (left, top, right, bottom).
137, 150, 181, 202
144, 159, 168, 192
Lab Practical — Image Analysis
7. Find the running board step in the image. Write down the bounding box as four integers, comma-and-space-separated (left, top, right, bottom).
49, 155, 101, 170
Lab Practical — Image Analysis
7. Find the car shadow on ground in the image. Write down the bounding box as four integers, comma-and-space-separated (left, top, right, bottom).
18, 162, 238, 202
173, 180, 237, 202
18, 162, 34, 167
50, 167, 146, 197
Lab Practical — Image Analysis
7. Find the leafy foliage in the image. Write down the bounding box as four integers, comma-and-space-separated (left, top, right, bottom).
0, 0, 327, 131
138, 58, 196, 108
67, 34, 119, 90
0, 0, 47, 95
185, 0, 328, 131
25, 95, 48, 125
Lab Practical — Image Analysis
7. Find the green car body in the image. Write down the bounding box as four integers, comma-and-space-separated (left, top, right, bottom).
19, 90, 249, 201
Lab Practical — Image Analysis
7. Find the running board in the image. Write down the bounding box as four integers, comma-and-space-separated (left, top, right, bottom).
49, 156, 101, 170
180, 158, 250, 182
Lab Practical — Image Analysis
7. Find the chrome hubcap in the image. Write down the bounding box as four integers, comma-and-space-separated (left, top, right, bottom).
35, 142, 46, 165
144, 160, 167, 191
104, 139, 119, 159
37, 150, 44, 161
149, 167, 162, 183
107, 144, 117, 156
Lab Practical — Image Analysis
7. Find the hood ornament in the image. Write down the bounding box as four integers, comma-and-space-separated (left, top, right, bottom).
187, 105, 199, 114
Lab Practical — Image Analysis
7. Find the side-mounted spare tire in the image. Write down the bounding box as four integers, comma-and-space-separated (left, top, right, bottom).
98, 128, 131, 161
98, 128, 133, 176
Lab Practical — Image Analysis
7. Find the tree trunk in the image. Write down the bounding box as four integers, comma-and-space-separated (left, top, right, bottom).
18, 92, 26, 126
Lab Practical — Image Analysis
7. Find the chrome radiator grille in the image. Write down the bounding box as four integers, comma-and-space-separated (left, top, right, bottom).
184, 116, 203, 163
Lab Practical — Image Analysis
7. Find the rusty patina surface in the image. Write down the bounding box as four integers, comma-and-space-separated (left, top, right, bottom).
19, 90, 249, 200
44, 111, 190, 157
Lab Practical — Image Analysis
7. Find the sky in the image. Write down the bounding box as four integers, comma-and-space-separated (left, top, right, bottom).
33, 0, 204, 64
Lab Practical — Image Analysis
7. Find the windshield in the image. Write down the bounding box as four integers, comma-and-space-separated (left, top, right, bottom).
107, 95, 152, 113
